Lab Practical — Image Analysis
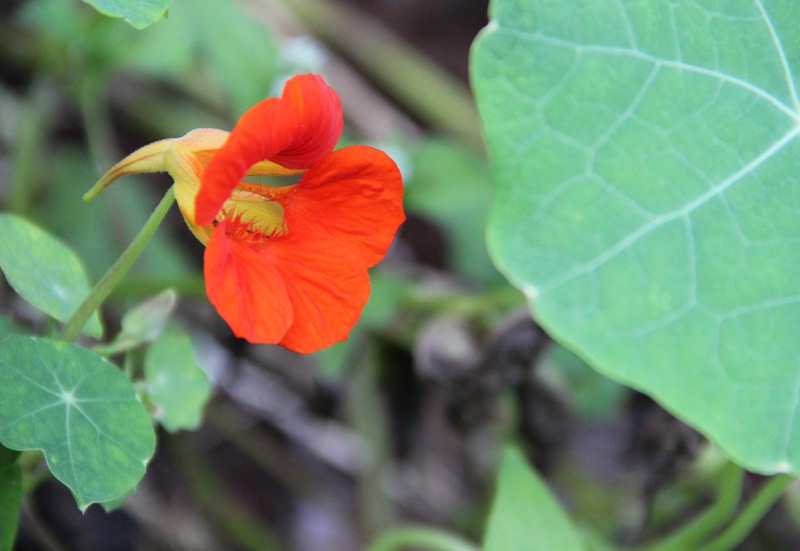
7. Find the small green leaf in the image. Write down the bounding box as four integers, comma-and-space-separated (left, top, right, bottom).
0, 336, 155, 510
0, 214, 102, 338
122, 289, 176, 342
484, 446, 585, 551
0, 446, 21, 551
98, 289, 177, 355
81, 0, 169, 30
145, 331, 211, 432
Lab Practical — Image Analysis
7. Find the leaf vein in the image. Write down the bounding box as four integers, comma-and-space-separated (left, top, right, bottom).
753, 0, 800, 112
511, 30, 800, 122
540, 125, 800, 293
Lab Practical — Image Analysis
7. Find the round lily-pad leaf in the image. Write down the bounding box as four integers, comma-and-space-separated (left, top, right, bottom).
472, 0, 800, 473
0, 214, 103, 338
0, 336, 155, 510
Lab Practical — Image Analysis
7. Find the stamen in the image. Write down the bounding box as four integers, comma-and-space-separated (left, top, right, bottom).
221, 210, 287, 243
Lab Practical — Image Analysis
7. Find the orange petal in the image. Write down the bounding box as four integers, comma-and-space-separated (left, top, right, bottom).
196, 74, 343, 226
204, 222, 294, 344
282, 145, 405, 267
265, 232, 371, 353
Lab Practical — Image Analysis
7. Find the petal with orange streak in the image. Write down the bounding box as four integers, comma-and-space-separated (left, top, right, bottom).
196, 74, 343, 225
283, 145, 405, 267
204, 223, 294, 344
265, 233, 371, 353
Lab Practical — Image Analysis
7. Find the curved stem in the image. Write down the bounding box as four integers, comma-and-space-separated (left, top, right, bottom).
697, 474, 794, 551
59, 187, 176, 342
640, 462, 744, 551
365, 526, 479, 551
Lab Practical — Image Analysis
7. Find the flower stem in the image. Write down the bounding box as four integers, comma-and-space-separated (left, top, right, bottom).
365, 526, 480, 551
696, 473, 794, 551
59, 187, 176, 343
640, 462, 744, 551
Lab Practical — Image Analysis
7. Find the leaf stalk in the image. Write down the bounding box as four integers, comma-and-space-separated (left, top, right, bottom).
60, 187, 176, 342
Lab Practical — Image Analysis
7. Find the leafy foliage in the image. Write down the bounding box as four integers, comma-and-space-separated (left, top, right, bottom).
0, 337, 155, 510
0, 214, 102, 337
4, 0, 799, 547
98, 289, 178, 355
472, 0, 800, 474
484, 446, 584, 551
144, 331, 211, 432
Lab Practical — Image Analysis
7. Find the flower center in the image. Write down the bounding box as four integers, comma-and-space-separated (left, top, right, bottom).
219, 189, 287, 243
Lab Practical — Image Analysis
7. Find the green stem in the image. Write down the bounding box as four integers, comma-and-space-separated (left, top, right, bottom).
59, 187, 176, 342
640, 462, 744, 551
696, 474, 794, 551
365, 526, 480, 551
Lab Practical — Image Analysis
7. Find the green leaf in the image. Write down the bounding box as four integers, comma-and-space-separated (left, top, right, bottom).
472, 0, 800, 473
0, 214, 102, 338
121, 290, 176, 342
81, 0, 169, 29
0, 446, 21, 551
98, 289, 177, 355
145, 331, 211, 432
484, 446, 584, 551
0, 336, 155, 510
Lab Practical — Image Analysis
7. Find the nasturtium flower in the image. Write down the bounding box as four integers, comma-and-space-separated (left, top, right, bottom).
87, 74, 404, 353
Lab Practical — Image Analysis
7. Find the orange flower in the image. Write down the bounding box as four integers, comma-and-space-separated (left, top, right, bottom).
87, 74, 405, 353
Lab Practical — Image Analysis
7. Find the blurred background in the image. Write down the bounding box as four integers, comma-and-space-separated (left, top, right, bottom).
3, 1, 798, 550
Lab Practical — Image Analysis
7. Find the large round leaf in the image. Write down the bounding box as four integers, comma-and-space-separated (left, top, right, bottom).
0, 337, 155, 510
472, 0, 800, 473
